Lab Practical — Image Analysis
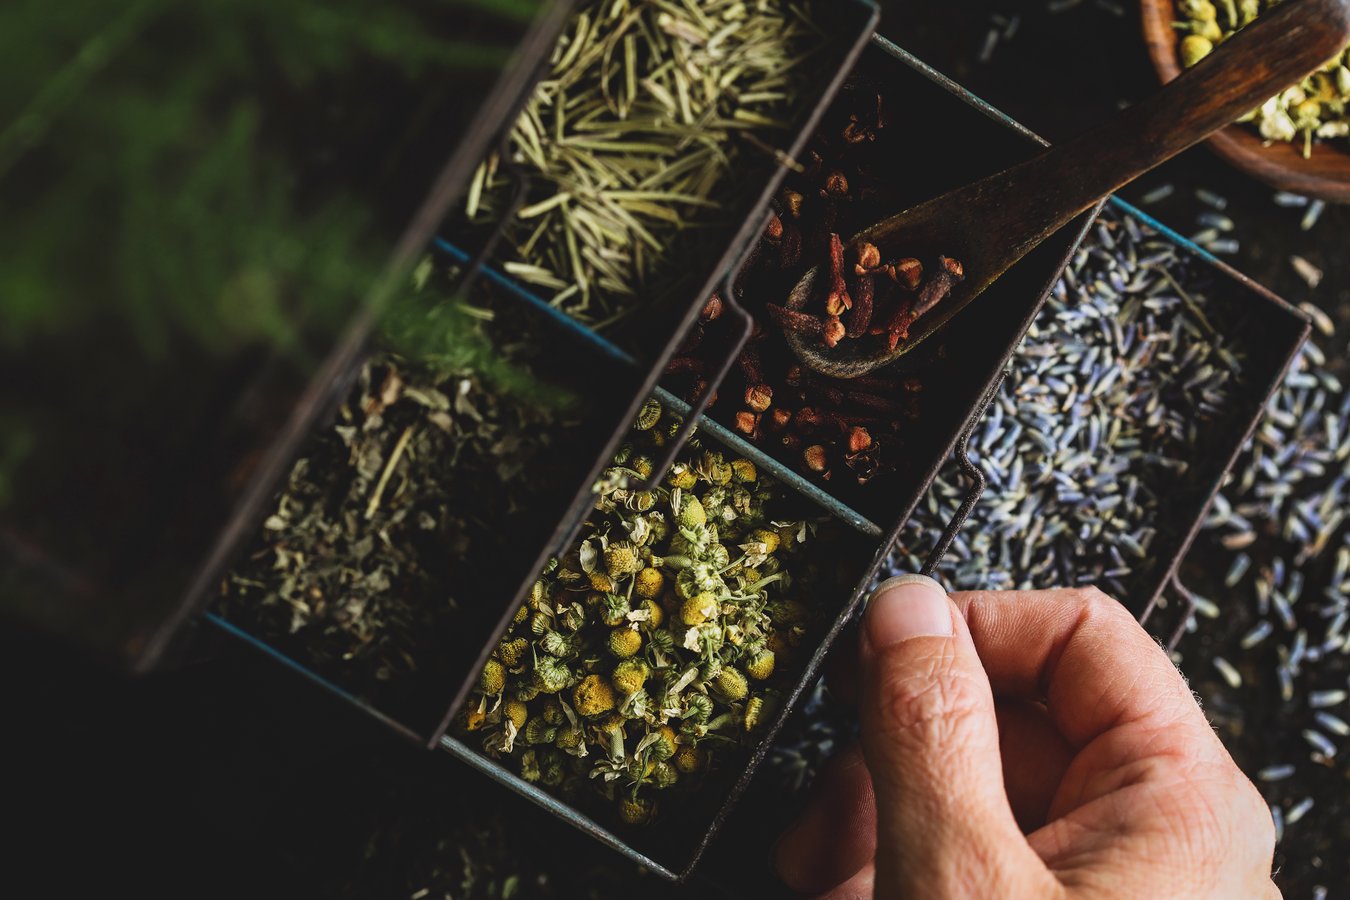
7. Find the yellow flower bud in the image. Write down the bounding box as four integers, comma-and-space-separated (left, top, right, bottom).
1180, 34, 1213, 68
645, 598, 665, 628
744, 696, 765, 731
555, 725, 584, 751
504, 699, 529, 730
677, 494, 707, 528
746, 528, 779, 554
746, 649, 776, 681
498, 636, 529, 668
681, 591, 719, 626
573, 674, 617, 717
604, 542, 640, 578
713, 667, 748, 700
673, 745, 708, 774
618, 797, 652, 825
667, 465, 698, 490
479, 659, 506, 695
612, 659, 650, 695
651, 725, 677, 761
634, 567, 665, 599
631, 455, 654, 479
607, 627, 643, 659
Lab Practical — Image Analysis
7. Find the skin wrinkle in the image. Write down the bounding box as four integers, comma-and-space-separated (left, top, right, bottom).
1046, 779, 1247, 897
871, 645, 991, 752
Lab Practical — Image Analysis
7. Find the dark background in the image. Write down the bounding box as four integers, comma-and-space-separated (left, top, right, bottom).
6, 2, 1346, 898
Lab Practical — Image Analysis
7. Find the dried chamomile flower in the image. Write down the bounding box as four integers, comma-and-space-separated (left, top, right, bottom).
498, 637, 530, 668
744, 697, 766, 732
607, 628, 642, 659
612, 659, 649, 695
634, 567, 664, 599
459, 409, 830, 826
503, 699, 529, 731
532, 656, 571, 694
673, 745, 708, 775
1175, 0, 1350, 156
681, 592, 720, 627
713, 667, 750, 701
652, 761, 680, 789
746, 650, 777, 681
668, 465, 699, 490
604, 541, 640, 578
573, 675, 617, 718
479, 659, 506, 695
618, 797, 653, 826
635, 400, 663, 431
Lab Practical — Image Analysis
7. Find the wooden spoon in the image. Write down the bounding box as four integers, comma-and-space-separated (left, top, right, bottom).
785, 0, 1350, 379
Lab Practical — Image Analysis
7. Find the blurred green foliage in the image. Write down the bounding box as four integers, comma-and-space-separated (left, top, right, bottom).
0, 0, 544, 520
0, 0, 535, 354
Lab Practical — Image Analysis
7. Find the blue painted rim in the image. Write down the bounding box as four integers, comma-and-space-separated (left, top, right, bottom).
432, 237, 637, 366
204, 612, 419, 740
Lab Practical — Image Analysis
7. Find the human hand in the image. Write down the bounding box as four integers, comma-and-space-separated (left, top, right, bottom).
773, 577, 1277, 899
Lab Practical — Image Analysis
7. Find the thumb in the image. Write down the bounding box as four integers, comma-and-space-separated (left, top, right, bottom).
859, 575, 1051, 898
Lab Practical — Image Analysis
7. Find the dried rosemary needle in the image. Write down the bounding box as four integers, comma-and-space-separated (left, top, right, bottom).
466, 0, 826, 328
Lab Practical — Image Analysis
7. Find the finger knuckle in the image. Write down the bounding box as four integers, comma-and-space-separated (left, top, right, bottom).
1071, 584, 1120, 612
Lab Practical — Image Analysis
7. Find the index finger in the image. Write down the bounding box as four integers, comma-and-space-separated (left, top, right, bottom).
950, 587, 1213, 751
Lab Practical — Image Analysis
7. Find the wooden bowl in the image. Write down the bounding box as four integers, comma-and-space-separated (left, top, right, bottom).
1141, 0, 1350, 201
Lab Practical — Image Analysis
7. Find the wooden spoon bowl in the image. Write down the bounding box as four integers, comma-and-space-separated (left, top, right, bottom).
1141, 0, 1350, 201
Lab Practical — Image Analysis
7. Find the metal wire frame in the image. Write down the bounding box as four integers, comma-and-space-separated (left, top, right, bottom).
920, 382, 998, 579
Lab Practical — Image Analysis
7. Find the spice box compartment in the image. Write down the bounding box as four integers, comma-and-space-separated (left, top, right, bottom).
1106, 199, 1312, 626
663, 36, 1103, 547
209, 257, 639, 745
443, 388, 884, 880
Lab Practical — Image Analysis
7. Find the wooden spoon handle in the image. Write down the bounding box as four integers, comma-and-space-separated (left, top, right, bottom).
864, 0, 1350, 263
